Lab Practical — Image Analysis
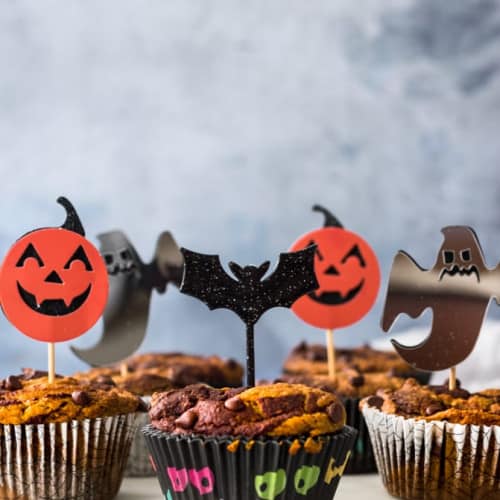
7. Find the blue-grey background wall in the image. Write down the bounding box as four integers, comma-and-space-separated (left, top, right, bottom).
0, 1, 499, 379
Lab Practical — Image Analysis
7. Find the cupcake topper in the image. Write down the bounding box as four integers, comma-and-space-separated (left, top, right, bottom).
382, 226, 500, 390
71, 230, 183, 372
290, 205, 381, 380
0, 197, 108, 383
180, 246, 318, 386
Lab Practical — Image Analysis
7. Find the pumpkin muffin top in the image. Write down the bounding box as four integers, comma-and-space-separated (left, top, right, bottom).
0, 372, 145, 425
283, 341, 417, 377
360, 377, 500, 426
74, 368, 173, 397
277, 370, 404, 399
149, 382, 346, 439
74, 352, 243, 394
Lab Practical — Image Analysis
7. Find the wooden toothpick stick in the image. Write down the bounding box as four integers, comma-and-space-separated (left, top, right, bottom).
326, 329, 336, 380
120, 362, 129, 378
48, 342, 55, 384
449, 366, 457, 391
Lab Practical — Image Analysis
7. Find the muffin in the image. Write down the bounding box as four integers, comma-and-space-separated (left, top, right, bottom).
361, 378, 500, 499
143, 382, 357, 500
77, 351, 244, 389
0, 371, 143, 500
284, 341, 430, 383
278, 370, 404, 473
74, 352, 244, 477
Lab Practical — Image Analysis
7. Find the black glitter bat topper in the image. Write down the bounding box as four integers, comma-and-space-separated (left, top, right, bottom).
71, 230, 183, 366
180, 245, 319, 386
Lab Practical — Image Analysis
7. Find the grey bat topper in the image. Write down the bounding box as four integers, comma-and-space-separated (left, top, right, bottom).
71, 230, 183, 366
382, 226, 500, 372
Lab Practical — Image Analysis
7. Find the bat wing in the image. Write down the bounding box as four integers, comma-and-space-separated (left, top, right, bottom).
71, 275, 151, 366
180, 248, 240, 312
381, 251, 431, 331
148, 231, 184, 291
261, 245, 318, 310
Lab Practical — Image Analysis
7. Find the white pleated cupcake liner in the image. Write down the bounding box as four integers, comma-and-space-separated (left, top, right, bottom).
124, 403, 155, 477
362, 405, 500, 500
143, 424, 357, 500
0, 413, 138, 500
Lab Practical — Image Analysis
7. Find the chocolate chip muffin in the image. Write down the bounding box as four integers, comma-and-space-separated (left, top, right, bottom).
75, 352, 243, 393
0, 373, 143, 424
149, 382, 345, 438
277, 370, 405, 473
361, 378, 500, 499
284, 341, 428, 381
143, 383, 357, 500
364, 377, 500, 425
0, 372, 141, 500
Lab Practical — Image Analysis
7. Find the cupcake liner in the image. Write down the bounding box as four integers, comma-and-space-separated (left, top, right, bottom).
143, 425, 357, 500
0, 413, 137, 500
125, 397, 155, 477
342, 397, 376, 474
362, 405, 500, 500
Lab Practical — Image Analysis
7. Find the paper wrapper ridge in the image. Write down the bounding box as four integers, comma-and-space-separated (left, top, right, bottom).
0, 413, 137, 500
362, 405, 500, 499
125, 398, 154, 477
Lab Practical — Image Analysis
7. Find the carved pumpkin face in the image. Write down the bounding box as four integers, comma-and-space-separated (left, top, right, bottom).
0, 205, 108, 342
290, 221, 380, 329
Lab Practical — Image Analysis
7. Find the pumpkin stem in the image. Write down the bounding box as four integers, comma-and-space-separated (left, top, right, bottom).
312, 205, 343, 228
57, 196, 85, 236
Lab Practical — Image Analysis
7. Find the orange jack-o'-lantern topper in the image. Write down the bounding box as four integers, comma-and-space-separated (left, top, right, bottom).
0, 197, 108, 344
290, 205, 381, 330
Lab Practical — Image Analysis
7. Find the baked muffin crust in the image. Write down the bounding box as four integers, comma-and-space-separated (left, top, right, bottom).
0, 374, 144, 425
149, 382, 346, 438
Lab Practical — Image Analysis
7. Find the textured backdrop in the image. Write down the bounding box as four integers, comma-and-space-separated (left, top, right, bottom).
0, 0, 499, 379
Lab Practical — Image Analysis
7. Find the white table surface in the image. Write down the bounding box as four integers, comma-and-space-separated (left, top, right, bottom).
117, 475, 393, 499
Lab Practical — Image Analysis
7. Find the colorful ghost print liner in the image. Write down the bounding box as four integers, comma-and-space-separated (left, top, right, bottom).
143, 425, 357, 500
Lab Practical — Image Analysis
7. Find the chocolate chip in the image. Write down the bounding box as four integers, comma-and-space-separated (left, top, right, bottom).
425, 402, 445, 416
306, 349, 326, 362
95, 375, 116, 387
21, 368, 62, 380
226, 359, 240, 370
72, 391, 90, 406
326, 401, 344, 422
0, 399, 20, 407
175, 409, 198, 429
349, 375, 365, 387
22, 368, 46, 380
295, 341, 308, 352
5, 376, 22, 391
136, 397, 149, 412
224, 396, 245, 411
366, 396, 384, 409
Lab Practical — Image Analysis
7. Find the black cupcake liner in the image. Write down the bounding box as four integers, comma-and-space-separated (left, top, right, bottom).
342, 397, 376, 474
143, 425, 357, 500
